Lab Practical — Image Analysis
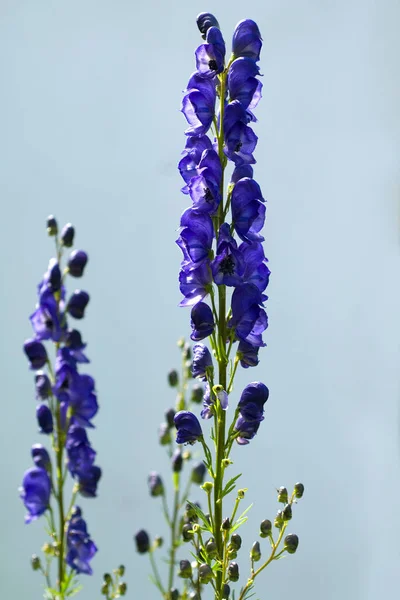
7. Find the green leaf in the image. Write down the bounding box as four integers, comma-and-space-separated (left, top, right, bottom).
231, 503, 253, 532
186, 501, 213, 533
221, 473, 242, 498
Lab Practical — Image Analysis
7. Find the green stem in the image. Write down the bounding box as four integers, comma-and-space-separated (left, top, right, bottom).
55, 406, 65, 595
227, 355, 239, 394
149, 551, 166, 596
168, 476, 180, 592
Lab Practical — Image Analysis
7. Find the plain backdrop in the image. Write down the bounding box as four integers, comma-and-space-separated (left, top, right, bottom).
0, 1, 399, 598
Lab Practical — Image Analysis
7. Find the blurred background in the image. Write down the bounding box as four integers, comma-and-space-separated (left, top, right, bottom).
0, 0, 399, 598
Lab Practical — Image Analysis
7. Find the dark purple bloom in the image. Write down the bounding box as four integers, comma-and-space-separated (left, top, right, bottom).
134, 529, 150, 553
181, 73, 216, 136
46, 215, 58, 236
188, 174, 220, 214
66, 508, 97, 574
178, 136, 213, 192
179, 262, 213, 307
228, 57, 262, 110
31, 444, 51, 470
206, 26, 226, 59
192, 343, 213, 380
35, 372, 52, 399
67, 290, 90, 320
45, 258, 62, 292
234, 381, 269, 444
224, 101, 258, 165
174, 411, 203, 444
176, 208, 214, 271
172, 449, 183, 472
191, 461, 207, 484
23, 339, 48, 370
231, 178, 266, 243
65, 329, 89, 363
36, 404, 53, 434
20, 466, 51, 523
200, 382, 214, 419
165, 408, 176, 428
211, 223, 245, 286
66, 425, 96, 478
68, 250, 88, 278
232, 19, 262, 61
230, 283, 268, 347
148, 472, 164, 497
237, 340, 259, 368
77, 465, 101, 497
195, 41, 224, 78
190, 302, 215, 341
30, 289, 63, 342
61, 223, 75, 247
231, 164, 253, 183
196, 12, 220, 39
240, 241, 270, 292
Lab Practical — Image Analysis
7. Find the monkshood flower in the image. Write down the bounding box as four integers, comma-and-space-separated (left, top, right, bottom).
134, 529, 150, 554
228, 57, 262, 110
174, 410, 203, 444
224, 100, 258, 165
178, 135, 213, 192
179, 262, 213, 307
192, 343, 213, 380
77, 465, 102, 498
66, 425, 96, 478
231, 177, 266, 242
176, 208, 214, 271
229, 283, 268, 347
61, 223, 75, 247
240, 241, 270, 294
148, 472, 164, 497
68, 250, 88, 278
66, 507, 97, 574
67, 290, 90, 319
23, 339, 48, 370
35, 372, 52, 399
36, 404, 54, 434
196, 12, 220, 39
232, 19, 262, 61
181, 73, 216, 136
31, 444, 51, 470
237, 340, 259, 368
234, 381, 269, 444
188, 149, 222, 215
20, 466, 51, 523
211, 223, 245, 286
64, 329, 89, 363
201, 382, 213, 419
190, 302, 215, 341
195, 26, 225, 78
30, 288, 64, 342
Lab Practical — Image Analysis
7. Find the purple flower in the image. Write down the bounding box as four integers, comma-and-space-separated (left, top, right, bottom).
174, 411, 203, 444
178, 136, 213, 192
77, 465, 101, 497
192, 343, 213, 380
231, 164, 254, 183
230, 283, 268, 347
181, 73, 216, 136
66, 508, 97, 574
172, 449, 183, 472
41, 258, 62, 293
237, 340, 259, 368
200, 382, 214, 419
190, 302, 215, 341
67, 290, 90, 320
65, 329, 89, 363
35, 372, 52, 399
20, 467, 51, 523
148, 472, 164, 497
134, 529, 150, 553
195, 27, 225, 78
31, 444, 51, 470
179, 262, 212, 307
231, 178, 266, 243
61, 223, 75, 247
23, 339, 48, 370
232, 19, 262, 61
240, 241, 270, 293
196, 12, 220, 39
188, 149, 222, 214
234, 381, 269, 444
36, 404, 53, 434
211, 223, 245, 286
30, 289, 64, 342
224, 101, 258, 165
176, 208, 214, 271
68, 250, 88, 278
228, 57, 262, 110
66, 425, 96, 478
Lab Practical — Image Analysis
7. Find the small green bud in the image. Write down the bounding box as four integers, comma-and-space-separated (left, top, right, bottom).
237, 489, 246, 499
222, 583, 231, 599
154, 536, 163, 548
294, 482, 305, 499
222, 517, 231, 531
259, 519, 272, 538
168, 369, 179, 387
118, 582, 127, 595
185, 502, 199, 521
46, 215, 58, 236
277, 486, 288, 504
282, 504, 292, 521
169, 589, 179, 600
117, 564, 125, 577
31, 555, 41, 571
101, 583, 109, 595
284, 533, 299, 554
229, 533, 242, 551
191, 384, 203, 403
182, 523, 194, 542
274, 510, 284, 529
192, 523, 200, 533
222, 458, 232, 468
42, 543, 53, 555
250, 541, 261, 562
205, 537, 217, 558
198, 563, 213, 584
179, 559, 193, 578
228, 562, 239, 582
103, 573, 112, 584
202, 481, 214, 493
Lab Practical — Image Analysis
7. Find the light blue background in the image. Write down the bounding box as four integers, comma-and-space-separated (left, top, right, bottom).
1, 1, 399, 598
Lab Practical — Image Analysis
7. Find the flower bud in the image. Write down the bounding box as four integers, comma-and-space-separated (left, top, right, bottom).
158, 422, 171, 445
274, 510, 284, 529
134, 530, 150, 554
228, 562, 239, 582
202, 481, 213, 493
250, 541, 261, 562
117, 565, 125, 577
222, 583, 231, 599
222, 517, 231, 531
169, 590, 179, 600
277, 486, 288, 504
67, 290, 89, 319
118, 582, 127, 596
36, 404, 53, 434
103, 573, 112, 584
172, 449, 183, 473
31, 444, 51, 470
68, 250, 88, 277
198, 563, 213, 584
154, 536, 163, 548
185, 502, 199, 522
182, 523, 194, 542
191, 461, 206, 484
24, 339, 48, 370
168, 369, 179, 387
238, 489, 246, 499
284, 533, 299, 554
229, 533, 242, 550
46, 215, 58, 236
191, 384, 203, 403
178, 559, 192, 578
35, 372, 52, 399
259, 519, 272, 538
101, 583, 109, 595
294, 482, 305, 499
31, 554, 41, 571
47, 258, 61, 291
205, 537, 217, 558
148, 472, 164, 497
282, 504, 292, 521
165, 408, 176, 428
61, 223, 75, 247
196, 12, 220, 39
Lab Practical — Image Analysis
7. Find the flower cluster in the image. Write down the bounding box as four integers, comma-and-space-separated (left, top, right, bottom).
20, 216, 99, 581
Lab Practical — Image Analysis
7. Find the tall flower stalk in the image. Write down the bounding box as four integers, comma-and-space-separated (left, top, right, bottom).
135, 12, 304, 600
